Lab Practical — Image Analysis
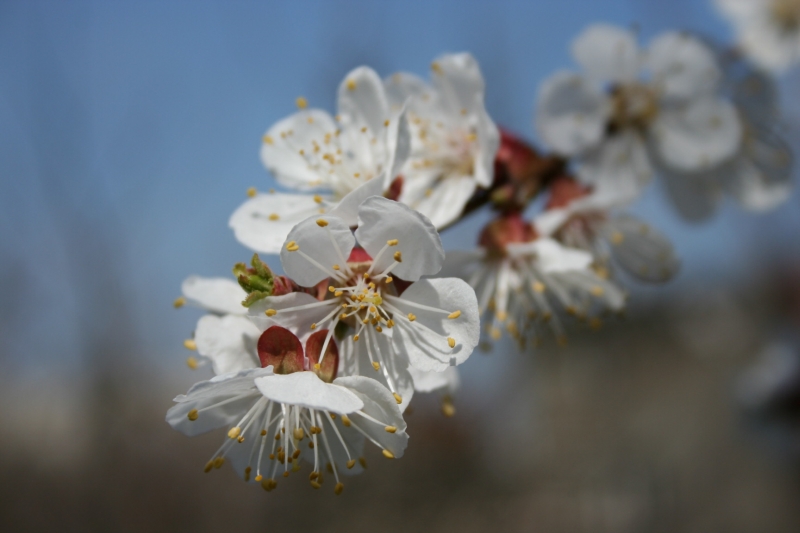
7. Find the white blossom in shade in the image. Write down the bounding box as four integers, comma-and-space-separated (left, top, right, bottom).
166, 364, 408, 494
715, 0, 800, 73
179, 276, 261, 374
535, 178, 680, 283
536, 24, 742, 193
246, 196, 480, 408
659, 51, 794, 221
384, 53, 500, 229
229, 66, 411, 254
441, 214, 625, 346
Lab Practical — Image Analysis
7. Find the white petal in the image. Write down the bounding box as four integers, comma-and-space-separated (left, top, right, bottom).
355, 196, 444, 281
166, 368, 272, 436
474, 106, 501, 188
408, 366, 460, 394
181, 276, 247, 315
724, 123, 794, 211
650, 99, 742, 172
403, 174, 478, 230
572, 24, 640, 83
525, 238, 594, 273
535, 184, 639, 236
739, 19, 800, 73
384, 71, 430, 108
247, 292, 338, 331
576, 130, 653, 190
430, 53, 486, 116
338, 66, 390, 136
328, 170, 390, 227
339, 328, 415, 413
195, 314, 261, 375
388, 278, 480, 372
647, 32, 721, 101
535, 71, 610, 156
229, 193, 326, 254
280, 214, 356, 287
255, 372, 364, 414
334, 376, 409, 458
260, 109, 339, 189
601, 216, 680, 282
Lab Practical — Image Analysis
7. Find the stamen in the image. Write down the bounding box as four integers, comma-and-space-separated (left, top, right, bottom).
173, 297, 186, 308
447, 337, 456, 348
183, 339, 197, 351
286, 241, 300, 252
448, 310, 462, 319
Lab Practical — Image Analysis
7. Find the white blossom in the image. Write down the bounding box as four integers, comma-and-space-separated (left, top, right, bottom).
230, 67, 410, 253
246, 196, 480, 410
384, 53, 500, 228
536, 24, 743, 194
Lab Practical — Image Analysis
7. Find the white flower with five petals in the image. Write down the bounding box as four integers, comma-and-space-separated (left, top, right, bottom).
536, 24, 743, 193
246, 196, 480, 410
384, 53, 500, 228
230, 67, 410, 253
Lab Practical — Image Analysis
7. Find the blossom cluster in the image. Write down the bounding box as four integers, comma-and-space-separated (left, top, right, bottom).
168, 7, 795, 495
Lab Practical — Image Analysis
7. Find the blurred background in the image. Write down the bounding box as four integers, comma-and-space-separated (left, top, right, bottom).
2, 1, 800, 531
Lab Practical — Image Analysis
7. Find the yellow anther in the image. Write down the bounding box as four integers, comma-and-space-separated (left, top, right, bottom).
385, 277, 393, 284
186, 356, 199, 370
237, 435, 245, 443
296, 96, 308, 109
353, 172, 360, 178
334, 482, 344, 495
393, 392, 402, 404
375, 326, 383, 332
204, 461, 213, 473
447, 337, 456, 348
334, 290, 343, 297
283, 471, 290, 478
310, 480, 321, 489
173, 296, 186, 308
496, 311, 508, 322
339, 313, 348, 320
346, 459, 356, 469
610, 231, 624, 245
382, 449, 395, 459
265, 309, 277, 317
441, 397, 456, 418
346, 78, 357, 90
261, 429, 267, 436
361, 126, 367, 133
532, 281, 546, 293
310, 323, 317, 330
187, 409, 198, 421
393, 251, 402, 262
313, 195, 323, 204
490, 327, 501, 340
466, 133, 477, 142
316, 218, 328, 227
407, 313, 416, 322
431, 61, 442, 74
228, 427, 241, 439
213, 457, 225, 469
387, 239, 399, 246
590, 286, 605, 297
341, 415, 351, 427
424, 189, 433, 197
292, 449, 301, 459
268, 213, 279, 221
371, 361, 380, 371
387, 319, 395, 328
293, 427, 305, 440
330, 413, 337, 419
308, 441, 314, 449
332, 264, 340, 270
244, 187, 257, 199
363, 272, 370, 279
314, 363, 321, 371
286, 241, 299, 252
183, 339, 197, 351
255, 474, 263, 482
384, 426, 397, 433
328, 285, 336, 292
353, 334, 360, 342
244, 466, 252, 481
262, 135, 274, 145
359, 457, 367, 468
448, 310, 461, 319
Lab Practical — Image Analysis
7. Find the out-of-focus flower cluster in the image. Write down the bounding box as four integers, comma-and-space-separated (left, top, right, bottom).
167, 5, 796, 496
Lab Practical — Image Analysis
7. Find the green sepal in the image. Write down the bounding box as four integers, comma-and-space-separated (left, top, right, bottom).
233, 254, 275, 307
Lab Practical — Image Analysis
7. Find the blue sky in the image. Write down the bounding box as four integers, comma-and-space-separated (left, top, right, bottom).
1, 0, 798, 377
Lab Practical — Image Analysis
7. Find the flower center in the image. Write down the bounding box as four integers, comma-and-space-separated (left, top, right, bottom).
772, 0, 800, 32
609, 83, 659, 133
